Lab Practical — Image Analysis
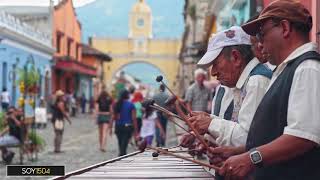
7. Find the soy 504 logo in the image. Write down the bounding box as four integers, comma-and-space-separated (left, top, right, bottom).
7, 166, 65, 176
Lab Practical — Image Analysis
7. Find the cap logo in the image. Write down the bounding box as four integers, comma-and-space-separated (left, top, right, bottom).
225, 30, 235, 39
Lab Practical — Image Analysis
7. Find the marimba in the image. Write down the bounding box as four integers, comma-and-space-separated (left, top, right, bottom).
52, 149, 215, 179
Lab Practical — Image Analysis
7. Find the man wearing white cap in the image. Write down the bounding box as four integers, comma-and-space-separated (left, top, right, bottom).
189, 26, 272, 149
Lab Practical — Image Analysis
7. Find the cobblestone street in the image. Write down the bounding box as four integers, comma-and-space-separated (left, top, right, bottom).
0, 114, 178, 180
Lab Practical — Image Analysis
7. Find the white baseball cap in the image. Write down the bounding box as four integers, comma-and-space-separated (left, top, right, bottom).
197, 26, 251, 66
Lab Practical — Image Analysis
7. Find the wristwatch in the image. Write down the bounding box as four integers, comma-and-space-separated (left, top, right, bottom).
249, 148, 263, 167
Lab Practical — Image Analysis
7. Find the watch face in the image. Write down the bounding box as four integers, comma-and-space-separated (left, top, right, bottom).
251, 152, 262, 163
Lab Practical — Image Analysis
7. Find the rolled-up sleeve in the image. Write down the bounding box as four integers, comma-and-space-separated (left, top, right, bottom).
284, 61, 320, 145
208, 76, 270, 146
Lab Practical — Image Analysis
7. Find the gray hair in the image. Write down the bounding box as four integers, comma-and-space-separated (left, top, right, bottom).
221, 44, 254, 64
194, 68, 207, 77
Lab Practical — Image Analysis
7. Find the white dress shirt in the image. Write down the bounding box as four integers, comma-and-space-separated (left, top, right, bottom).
208, 58, 271, 146
269, 42, 320, 145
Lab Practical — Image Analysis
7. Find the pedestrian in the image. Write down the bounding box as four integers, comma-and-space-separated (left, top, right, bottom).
140, 105, 165, 147
81, 93, 86, 114
95, 88, 113, 152
52, 90, 71, 153
71, 94, 77, 117
185, 68, 212, 113
0, 107, 22, 164
35, 98, 47, 128
112, 89, 138, 156
217, 1, 320, 179
152, 84, 169, 147
1, 88, 10, 112
131, 91, 143, 133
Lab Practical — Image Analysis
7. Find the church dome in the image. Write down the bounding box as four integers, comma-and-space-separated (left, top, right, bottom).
131, 0, 151, 13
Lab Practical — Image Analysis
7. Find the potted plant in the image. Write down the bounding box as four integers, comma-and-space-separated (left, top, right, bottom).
17, 65, 40, 95
27, 131, 46, 153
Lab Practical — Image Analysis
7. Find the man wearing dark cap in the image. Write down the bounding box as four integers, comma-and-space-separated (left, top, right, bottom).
218, 1, 320, 180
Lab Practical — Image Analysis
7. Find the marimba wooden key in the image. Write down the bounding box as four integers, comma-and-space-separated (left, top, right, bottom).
52, 149, 215, 179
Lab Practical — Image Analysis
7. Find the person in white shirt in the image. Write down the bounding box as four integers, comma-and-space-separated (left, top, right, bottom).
1, 88, 10, 112
188, 26, 272, 148
218, 1, 320, 179
140, 106, 165, 147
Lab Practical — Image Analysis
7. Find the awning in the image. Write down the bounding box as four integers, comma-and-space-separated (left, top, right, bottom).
54, 59, 97, 77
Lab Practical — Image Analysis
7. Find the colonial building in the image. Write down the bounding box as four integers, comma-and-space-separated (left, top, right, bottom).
0, 11, 54, 109
81, 44, 112, 99
52, 0, 96, 99
90, 0, 181, 93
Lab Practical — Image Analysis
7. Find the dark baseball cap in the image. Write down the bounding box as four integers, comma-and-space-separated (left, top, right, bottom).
242, 0, 312, 36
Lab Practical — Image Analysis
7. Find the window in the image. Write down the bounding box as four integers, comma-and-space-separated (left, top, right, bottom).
76, 44, 79, 60
67, 38, 72, 57
56, 33, 61, 53
2, 62, 7, 89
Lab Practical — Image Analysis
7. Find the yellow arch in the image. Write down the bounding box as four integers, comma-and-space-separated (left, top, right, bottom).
103, 57, 179, 91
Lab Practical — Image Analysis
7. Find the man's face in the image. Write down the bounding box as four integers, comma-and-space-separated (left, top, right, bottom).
195, 74, 205, 84
210, 50, 243, 88
250, 36, 268, 63
257, 19, 282, 65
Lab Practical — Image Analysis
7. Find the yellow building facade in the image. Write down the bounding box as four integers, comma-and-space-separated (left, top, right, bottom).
90, 0, 181, 91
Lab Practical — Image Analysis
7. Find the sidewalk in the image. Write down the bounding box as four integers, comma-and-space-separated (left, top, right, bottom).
0, 113, 178, 180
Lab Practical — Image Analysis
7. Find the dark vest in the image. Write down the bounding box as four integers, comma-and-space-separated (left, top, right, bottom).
246, 51, 320, 180
213, 86, 234, 120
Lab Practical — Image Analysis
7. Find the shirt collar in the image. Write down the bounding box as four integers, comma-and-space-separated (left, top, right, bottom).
280, 42, 318, 66
273, 42, 318, 75
236, 57, 260, 89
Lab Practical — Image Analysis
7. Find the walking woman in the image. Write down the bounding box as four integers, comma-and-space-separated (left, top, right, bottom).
112, 90, 138, 156
95, 89, 113, 152
52, 90, 71, 153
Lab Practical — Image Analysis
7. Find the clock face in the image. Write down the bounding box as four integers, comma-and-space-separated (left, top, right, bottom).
137, 18, 144, 27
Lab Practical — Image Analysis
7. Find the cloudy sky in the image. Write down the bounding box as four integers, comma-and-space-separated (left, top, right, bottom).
0, 0, 96, 7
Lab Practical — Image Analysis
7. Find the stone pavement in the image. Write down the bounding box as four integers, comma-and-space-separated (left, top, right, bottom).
0, 114, 178, 180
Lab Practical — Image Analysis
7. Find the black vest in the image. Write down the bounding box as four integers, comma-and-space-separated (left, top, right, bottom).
246, 51, 320, 180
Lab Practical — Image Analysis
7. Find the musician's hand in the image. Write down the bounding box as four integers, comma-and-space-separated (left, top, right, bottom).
179, 133, 196, 148
195, 141, 207, 154
190, 111, 210, 117
218, 152, 254, 180
188, 115, 212, 135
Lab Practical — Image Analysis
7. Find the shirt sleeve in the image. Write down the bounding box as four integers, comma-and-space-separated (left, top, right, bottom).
284, 61, 320, 145
208, 75, 270, 146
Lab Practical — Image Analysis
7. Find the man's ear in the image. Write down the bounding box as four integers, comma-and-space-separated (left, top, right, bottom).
281, 20, 291, 39
231, 49, 242, 67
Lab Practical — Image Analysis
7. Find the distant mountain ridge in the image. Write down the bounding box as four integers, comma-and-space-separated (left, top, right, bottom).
76, 0, 184, 42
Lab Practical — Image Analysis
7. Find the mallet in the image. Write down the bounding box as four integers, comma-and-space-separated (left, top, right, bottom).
142, 99, 192, 135
138, 139, 220, 171
156, 75, 191, 115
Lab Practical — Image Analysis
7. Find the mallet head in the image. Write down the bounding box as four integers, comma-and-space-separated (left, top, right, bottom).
156, 75, 163, 82
142, 99, 155, 108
